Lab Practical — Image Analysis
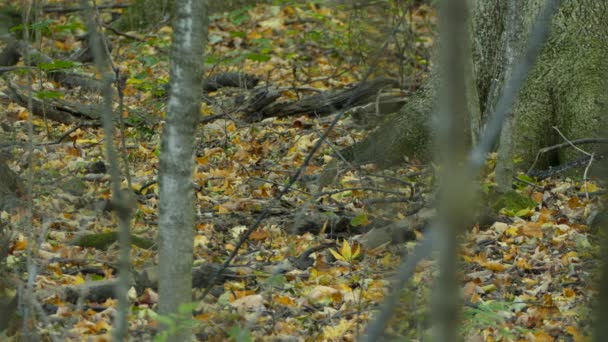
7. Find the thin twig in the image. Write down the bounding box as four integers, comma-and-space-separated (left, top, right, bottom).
583, 153, 595, 200
528, 137, 608, 173
552, 126, 593, 157
551, 126, 595, 199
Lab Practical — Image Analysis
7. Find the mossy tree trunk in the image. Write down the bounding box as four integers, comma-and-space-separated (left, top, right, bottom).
343, 0, 608, 189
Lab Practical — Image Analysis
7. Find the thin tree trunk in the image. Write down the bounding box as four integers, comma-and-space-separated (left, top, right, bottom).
494, 0, 526, 191
432, 0, 470, 340
157, 0, 206, 340
81, 1, 135, 339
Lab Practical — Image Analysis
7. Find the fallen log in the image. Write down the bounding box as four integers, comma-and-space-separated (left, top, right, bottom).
251, 77, 404, 119
5, 82, 100, 124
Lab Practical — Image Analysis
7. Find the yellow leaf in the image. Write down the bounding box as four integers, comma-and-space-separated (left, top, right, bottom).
138, 203, 155, 215
514, 208, 533, 217
322, 319, 352, 339
329, 248, 345, 261
73, 274, 86, 285
581, 181, 598, 193
481, 284, 497, 293
515, 258, 531, 270
339, 240, 352, 260
505, 226, 519, 236
76, 138, 99, 144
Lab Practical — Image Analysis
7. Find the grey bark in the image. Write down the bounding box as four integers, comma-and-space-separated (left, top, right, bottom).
157, 0, 206, 340
342, 0, 608, 188
493, 0, 527, 190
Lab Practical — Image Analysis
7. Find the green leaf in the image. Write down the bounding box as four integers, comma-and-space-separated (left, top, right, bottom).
230, 31, 246, 38
10, 23, 24, 33
350, 213, 369, 227
38, 60, 76, 71
514, 208, 533, 217
155, 315, 175, 327
517, 174, 536, 183
177, 302, 198, 314
267, 274, 286, 287
31, 19, 53, 31
229, 325, 253, 342
52, 22, 84, 33
36, 90, 63, 100
490, 190, 536, 214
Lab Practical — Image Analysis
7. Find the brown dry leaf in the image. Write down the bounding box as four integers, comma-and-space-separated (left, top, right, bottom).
521, 222, 543, 238
250, 229, 270, 241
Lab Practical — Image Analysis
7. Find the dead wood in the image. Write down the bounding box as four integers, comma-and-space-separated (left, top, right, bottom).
203, 72, 259, 92
60, 263, 240, 304
248, 77, 403, 120
1, 39, 103, 92
69, 33, 113, 64
4, 82, 100, 124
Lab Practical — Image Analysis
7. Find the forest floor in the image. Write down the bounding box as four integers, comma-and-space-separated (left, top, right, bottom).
0, 1, 603, 341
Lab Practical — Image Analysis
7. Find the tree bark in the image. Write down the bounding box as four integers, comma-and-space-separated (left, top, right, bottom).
157, 0, 206, 341
342, 0, 608, 187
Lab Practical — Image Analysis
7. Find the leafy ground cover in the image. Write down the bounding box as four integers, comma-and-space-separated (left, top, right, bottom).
0, 1, 602, 340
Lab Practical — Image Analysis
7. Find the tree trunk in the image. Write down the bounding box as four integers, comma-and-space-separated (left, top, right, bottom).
157, 0, 206, 341
342, 0, 608, 188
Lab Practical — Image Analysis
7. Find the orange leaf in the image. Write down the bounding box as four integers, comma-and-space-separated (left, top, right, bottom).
66, 146, 81, 157
483, 261, 505, 272
274, 295, 296, 307
531, 191, 543, 203
250, 229, 270, 241
532, 331, 554, 342
14, 239, 27, 251
567, 197, 581, 208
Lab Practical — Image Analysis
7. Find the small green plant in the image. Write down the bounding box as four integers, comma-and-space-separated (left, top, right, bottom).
228, 324, 253, 342
462, 300, 532, 339
152, 302, 199, 342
